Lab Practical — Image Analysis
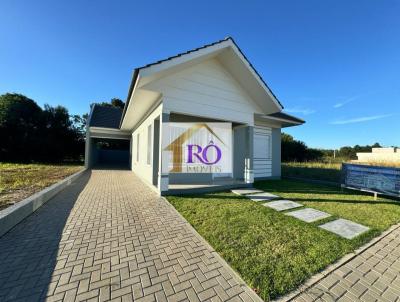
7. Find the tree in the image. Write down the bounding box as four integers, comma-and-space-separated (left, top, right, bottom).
338, 143, 382, 160
281, 133, 307, 161
0, 93, 43, 161
0, 93, 85, 162
110, 98, 125, 109
281, 133, 323, 162
72, 113, 88, 136
40, 104, 84, 161
97, 98, 125, 109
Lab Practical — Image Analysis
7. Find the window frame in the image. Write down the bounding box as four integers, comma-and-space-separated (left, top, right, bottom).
147, 124, 152, 165
136, 133, 140, 162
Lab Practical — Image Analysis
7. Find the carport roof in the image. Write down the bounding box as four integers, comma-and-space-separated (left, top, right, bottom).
88, 105, 123, 129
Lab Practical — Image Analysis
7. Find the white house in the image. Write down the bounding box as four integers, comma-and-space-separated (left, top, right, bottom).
85, 37, 304, 194
357, 147, 400, 163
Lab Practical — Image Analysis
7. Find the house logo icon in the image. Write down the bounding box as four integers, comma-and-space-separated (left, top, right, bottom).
164, 123, 227, 173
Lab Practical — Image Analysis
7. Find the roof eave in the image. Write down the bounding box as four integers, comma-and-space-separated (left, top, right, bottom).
120, 68, 140, 128
256, 113, 305, 128
227, 37, 284, 110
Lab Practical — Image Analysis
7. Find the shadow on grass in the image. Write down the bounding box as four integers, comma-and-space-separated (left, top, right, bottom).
0, 171, 91, 301
282, 166, 341, 183
169, 189, 400, 207
286, 197, 400, 206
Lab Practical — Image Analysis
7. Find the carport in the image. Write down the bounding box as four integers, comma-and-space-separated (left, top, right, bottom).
89, 137, 130, 168
85, 105, 131, 169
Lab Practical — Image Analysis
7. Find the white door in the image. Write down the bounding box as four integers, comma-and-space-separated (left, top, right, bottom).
253, 126, 272, 178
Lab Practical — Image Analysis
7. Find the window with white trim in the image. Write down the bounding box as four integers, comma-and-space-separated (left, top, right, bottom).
147, 125, 152, 165
136, 133, 140, 162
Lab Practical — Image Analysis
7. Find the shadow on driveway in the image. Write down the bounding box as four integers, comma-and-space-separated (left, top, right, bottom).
0, 171, 91, 301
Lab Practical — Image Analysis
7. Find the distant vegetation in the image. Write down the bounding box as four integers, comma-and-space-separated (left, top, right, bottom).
281, 133, 323, 162
281, 133, 393, 183
0, 93, 124, 163
282, 132, 383, 162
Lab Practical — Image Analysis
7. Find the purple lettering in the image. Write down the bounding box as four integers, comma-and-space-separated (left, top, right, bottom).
201, 144, 222, 165
187, 143, 222, 165
187, 144, 204, 163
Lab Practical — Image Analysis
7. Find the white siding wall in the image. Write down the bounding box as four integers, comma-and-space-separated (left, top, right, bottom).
143, 58, 263, 125
253, 125, 272, 178
131, 104, 162, 185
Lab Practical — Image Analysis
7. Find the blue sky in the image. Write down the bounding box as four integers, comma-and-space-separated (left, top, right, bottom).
1, 0, 399, 149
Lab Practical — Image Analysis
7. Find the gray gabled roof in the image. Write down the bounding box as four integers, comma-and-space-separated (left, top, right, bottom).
88, 38, 304, 130
88, 104, 123, 129
120, 37, 284, 127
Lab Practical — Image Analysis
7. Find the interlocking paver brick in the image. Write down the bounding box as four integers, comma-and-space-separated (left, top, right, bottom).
198, 287, 217, 301
0, 170, 259, 301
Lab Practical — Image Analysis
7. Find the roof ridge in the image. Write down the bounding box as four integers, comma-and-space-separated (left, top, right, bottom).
135, 37, 232, 70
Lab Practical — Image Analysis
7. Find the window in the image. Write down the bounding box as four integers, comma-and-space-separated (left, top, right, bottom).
136, 134, 140, 162
147, 125, 152, 165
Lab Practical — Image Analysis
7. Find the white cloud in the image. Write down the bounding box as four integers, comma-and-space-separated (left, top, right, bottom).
333, 95, 361, 108
331, 114, 393, 125
284, 107, 316, 115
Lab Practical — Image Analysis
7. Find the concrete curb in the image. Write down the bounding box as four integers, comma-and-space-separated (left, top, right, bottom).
274, 221, 400, 302
0, 168, 87, 237
161, 196, 264, 302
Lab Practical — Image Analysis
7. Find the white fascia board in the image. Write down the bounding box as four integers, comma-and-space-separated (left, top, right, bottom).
256, 115, 303, 128
138, 42, 230, 78
89, 127, 130, 135
167, 107, 254, 126
263, 116, 302, 125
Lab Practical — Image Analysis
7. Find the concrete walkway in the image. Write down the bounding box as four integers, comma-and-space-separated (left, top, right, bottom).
293, 226, 400, 302
0, 170, 260, 302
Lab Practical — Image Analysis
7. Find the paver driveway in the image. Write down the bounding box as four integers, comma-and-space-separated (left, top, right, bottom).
0, 170, 260, 302
293, 225, 400, 302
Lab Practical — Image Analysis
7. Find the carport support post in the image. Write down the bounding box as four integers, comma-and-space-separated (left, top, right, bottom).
158, 112, 170, 194
271, 128, 281, 178
84, 130, 91, 168
244, 126, 254, 183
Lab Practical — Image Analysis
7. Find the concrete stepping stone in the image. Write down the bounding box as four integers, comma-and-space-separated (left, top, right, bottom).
286, 208, 331, 223
231, 188, 264, 195
319, 219, 369, 239
246, 192, 279, 201
263, 200, 303, 212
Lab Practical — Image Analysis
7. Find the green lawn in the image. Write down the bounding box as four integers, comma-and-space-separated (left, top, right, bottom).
167, 180, 400, 301
0, 163, 83, 210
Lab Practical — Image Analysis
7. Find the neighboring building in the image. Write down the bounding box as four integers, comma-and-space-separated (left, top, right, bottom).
357, 147, 400, 163
85, 37, 304, 194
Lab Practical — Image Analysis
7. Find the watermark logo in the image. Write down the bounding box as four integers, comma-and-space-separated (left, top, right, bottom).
162, 123, 232, 173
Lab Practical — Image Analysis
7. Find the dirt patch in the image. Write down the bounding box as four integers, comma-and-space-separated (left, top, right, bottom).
0, 164, 83, 210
